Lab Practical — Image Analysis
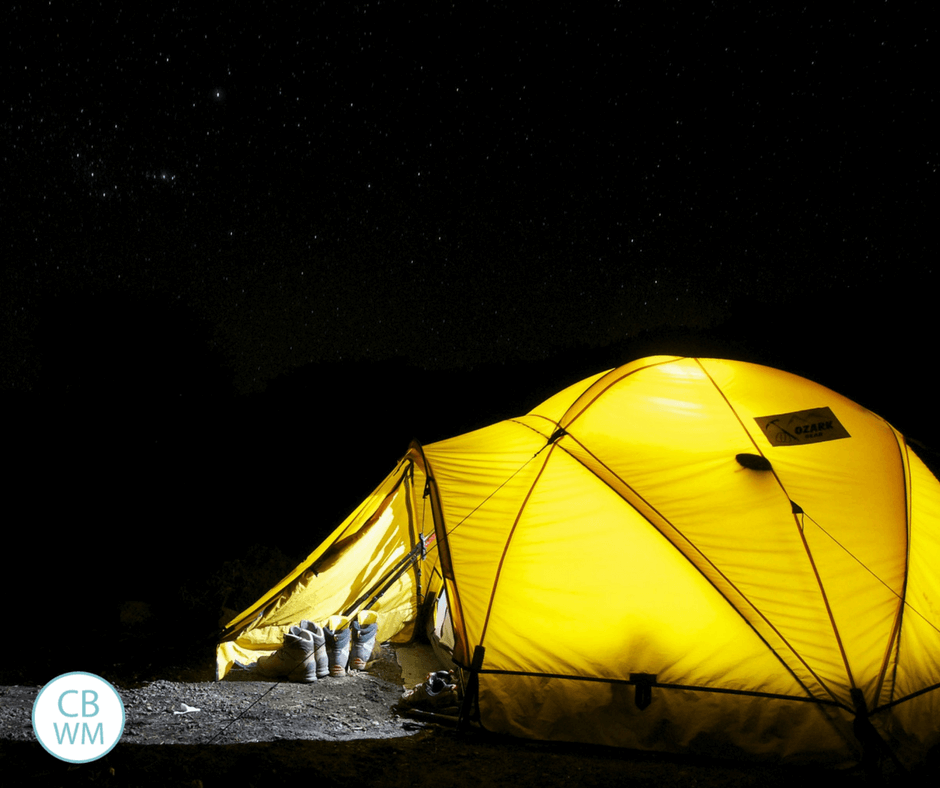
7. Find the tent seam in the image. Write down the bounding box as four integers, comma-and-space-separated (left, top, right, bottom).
477, 443, 557, 649
552, 431, 839, 705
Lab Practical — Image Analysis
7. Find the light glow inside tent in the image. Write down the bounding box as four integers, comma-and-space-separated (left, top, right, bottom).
218, 356, 940, 766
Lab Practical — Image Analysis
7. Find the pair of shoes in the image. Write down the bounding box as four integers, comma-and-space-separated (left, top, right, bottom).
256, 611, 379, 681
396, 670, 458, 712
300, 620, 329, 679
256, 620, 326, 683
324, 611, 379, 677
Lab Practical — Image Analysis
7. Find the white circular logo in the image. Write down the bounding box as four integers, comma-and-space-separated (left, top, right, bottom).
32, 672, 125, 763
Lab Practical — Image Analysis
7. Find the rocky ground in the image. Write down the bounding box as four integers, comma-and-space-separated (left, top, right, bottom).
0, 649, 932, 788
1, 642, 936, 787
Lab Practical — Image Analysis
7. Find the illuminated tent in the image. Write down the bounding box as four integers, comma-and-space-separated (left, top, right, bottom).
218, 356, 940, 764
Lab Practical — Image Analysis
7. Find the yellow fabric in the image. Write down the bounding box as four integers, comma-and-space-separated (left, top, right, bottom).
216, 456, 443, 678
216, 356, 940, 764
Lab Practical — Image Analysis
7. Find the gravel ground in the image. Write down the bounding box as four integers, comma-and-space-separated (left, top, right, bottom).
0, 645, 933, 787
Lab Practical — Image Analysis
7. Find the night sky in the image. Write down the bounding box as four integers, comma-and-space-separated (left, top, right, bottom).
3, 5, 936, 656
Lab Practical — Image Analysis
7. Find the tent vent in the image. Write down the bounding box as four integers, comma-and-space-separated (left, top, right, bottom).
548, 427, 568, 445
791, 500, 804, 514
630, 673, 657, 710
736, 453, 773, 471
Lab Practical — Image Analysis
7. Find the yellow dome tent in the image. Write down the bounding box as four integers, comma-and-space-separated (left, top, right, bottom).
217, 356, 940, 764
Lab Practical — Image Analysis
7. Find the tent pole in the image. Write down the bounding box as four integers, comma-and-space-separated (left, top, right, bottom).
458, 645, 485, 731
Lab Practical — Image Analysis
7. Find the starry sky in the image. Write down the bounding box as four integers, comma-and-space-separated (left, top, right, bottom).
2, 5, 936, 629
7, 4, 934, 390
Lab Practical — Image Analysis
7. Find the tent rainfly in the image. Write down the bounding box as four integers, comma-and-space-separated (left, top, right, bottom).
218, 356, 940, 765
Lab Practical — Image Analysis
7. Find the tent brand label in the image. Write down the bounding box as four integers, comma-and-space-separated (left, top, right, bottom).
754, 407, 851, 446
32, 672, 125, 763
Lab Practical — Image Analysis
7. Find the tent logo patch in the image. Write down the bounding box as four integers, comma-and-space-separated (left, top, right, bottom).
754, 407, 850, 446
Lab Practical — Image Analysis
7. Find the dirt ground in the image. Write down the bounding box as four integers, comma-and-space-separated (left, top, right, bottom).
0, 643, 934, 788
